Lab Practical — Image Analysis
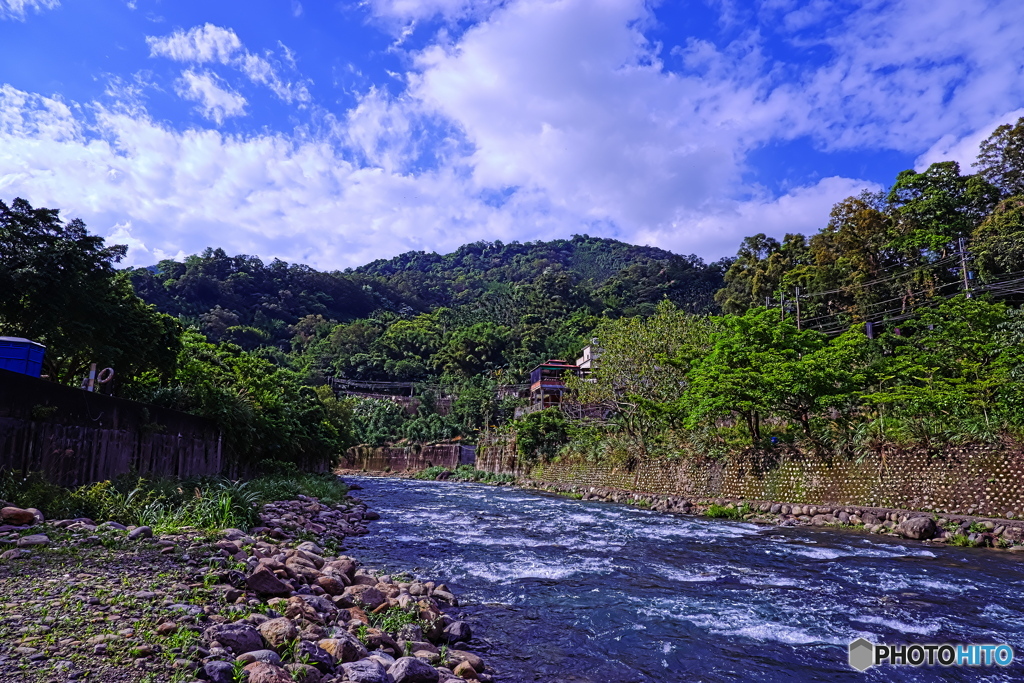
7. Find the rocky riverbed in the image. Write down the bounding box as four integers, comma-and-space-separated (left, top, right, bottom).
0, 486, 491, 683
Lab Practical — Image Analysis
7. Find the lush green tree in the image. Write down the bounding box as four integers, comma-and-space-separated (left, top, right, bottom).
0, 198, 181, 385
432, 322, 510, 377
976, 116, 1024, 197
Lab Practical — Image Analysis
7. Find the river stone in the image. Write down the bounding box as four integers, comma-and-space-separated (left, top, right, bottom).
0, 507, 35, 526
16, 534, 48, 547
205, 623, 264, 654
258, 618, 297, 649
237, 649, 282, 666
388, 656, 439, 683
345, 585, 386, 610
319, 633, 368, 663
342, 659, 389, 683
897, 516, 937, 540
296, 541, 324, 556
453, 660, 478, 679
861, 513, 880, 526
296, 593, 337, 617
204, 660, 235, 683
127, 525, 153, 540
448, 650, 485, 672
247, 566, 292, 597
244, 661, 293, 683
285, 555, 321, 582
296, 640, 335, 673
443, 621, 472, 644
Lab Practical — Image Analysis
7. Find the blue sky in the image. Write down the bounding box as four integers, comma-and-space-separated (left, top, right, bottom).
1, 0, 1023, 269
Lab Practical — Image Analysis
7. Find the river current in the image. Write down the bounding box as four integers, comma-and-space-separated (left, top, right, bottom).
342, 476, 1024, 682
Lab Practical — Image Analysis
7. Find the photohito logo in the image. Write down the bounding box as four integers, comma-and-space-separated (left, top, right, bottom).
848, 638, 1014, 671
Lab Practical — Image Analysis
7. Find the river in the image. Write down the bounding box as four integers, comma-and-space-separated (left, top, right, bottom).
342, 476, 1024, 682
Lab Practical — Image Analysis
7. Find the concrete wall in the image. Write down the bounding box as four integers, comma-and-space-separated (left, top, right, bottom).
0, 368, 222, 486
344, 444, 475, 472
477, 434, 1024, 519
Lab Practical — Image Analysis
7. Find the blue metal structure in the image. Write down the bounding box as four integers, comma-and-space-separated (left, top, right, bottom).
0, 337, 46, 378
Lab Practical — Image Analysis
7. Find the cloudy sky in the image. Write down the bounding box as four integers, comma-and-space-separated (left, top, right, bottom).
1, 0, 1023, 269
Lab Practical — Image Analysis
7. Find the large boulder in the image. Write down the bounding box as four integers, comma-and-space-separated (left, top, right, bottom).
285, 555, 322, 582
314, 575, 346, 595
897, 516, 937, 541
388, 656, 439, 683
448, 650, 485, 672
204, 623, 264, 654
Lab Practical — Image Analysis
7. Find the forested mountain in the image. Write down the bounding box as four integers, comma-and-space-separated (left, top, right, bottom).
128, 236, 728, 378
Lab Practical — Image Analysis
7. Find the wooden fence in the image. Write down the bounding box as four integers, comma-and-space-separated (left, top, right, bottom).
0, 368, 222, 487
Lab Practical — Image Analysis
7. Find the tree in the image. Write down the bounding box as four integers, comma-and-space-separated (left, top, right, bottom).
432, 322, 510, 377
976, 116, 1024, 197
714, 233, 810, 314
685, 307, 837, 444
570, 301, 718, 450
0, 198, 181, 385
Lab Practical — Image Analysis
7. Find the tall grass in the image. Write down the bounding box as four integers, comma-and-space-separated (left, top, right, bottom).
414, 464, 516, 484
0, 468, 349, 532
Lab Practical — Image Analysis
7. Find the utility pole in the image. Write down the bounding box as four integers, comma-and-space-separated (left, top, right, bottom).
780, 292, 786, 321
959, 237, 972, 298
795, 286, 802, 331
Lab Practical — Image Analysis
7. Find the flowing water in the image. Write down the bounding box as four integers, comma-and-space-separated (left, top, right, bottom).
343, 476, 1024, 682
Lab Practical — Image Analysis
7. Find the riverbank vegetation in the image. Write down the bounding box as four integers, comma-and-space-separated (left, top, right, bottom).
0, 470, 347, 532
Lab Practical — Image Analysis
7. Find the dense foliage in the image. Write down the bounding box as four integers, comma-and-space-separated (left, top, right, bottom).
523, 117, 1024, 465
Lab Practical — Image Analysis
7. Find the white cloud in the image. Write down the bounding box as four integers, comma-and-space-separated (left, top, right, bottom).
175, 70, 247, 124
916, 108, 1024, 172
649, 176, 882, 258
0, 84, 562, 269
777, 0, 1024, 153
147, 24, 310, 104
363, 0, 505, 24
0, 0, 58, 21
291, 0, 302, 18
146, 23, 243, 64
407, 0, 790, 243
4, 0, 1024, 274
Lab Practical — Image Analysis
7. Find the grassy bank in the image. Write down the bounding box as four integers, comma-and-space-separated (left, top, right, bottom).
413, 464, 516, 484
0, 470, 348, 533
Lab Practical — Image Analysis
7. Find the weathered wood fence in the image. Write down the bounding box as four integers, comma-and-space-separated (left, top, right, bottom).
0, 368, 222, 487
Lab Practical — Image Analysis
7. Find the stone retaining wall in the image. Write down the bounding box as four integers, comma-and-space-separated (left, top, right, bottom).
344, 444, 474, 472
477, 435, 1024, 519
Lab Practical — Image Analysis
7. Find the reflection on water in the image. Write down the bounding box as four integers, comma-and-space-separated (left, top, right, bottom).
345, 477, 1024, 682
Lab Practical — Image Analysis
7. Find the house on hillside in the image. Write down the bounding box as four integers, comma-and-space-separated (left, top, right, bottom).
575, 341, 600, 378
515, 359, 578, 417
